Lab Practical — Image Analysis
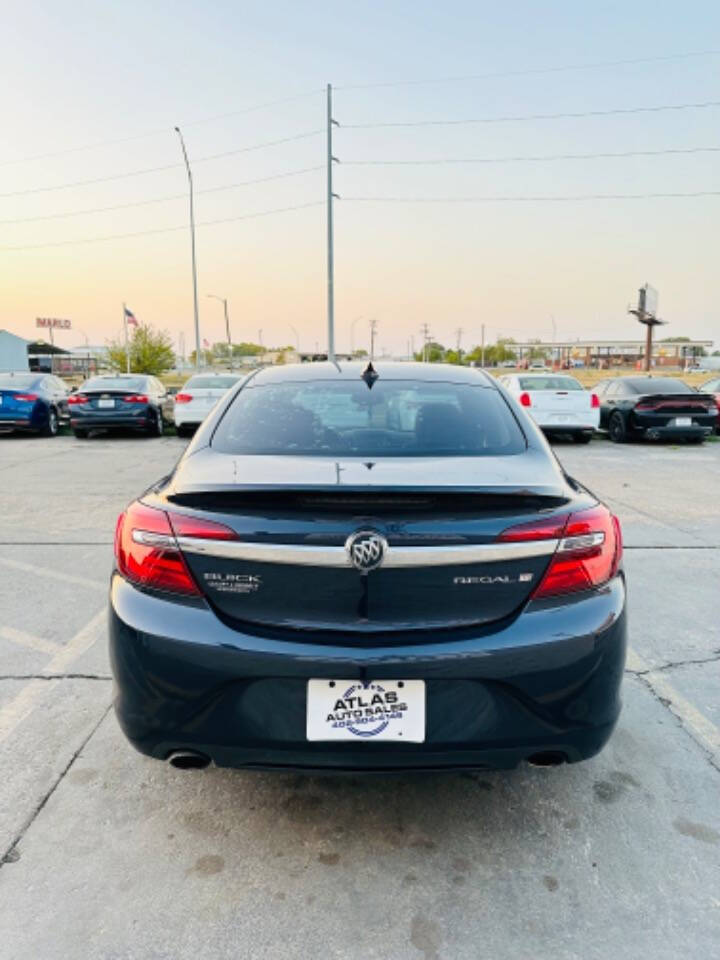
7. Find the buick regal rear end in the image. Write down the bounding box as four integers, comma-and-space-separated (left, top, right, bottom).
109, 362, 626, 772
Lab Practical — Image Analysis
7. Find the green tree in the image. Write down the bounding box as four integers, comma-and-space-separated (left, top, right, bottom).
231, 342, 264, 357
352, 348, 368, 358
188, 349, 214, 366
107, 323, 175, 375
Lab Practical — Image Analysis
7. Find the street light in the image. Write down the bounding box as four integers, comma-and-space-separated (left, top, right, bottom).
207, 294, 232, 369
175, 126, 200, 369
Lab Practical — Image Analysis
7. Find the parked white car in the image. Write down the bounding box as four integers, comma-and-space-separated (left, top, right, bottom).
174, 373, 242, 436
498, 373, 600, 443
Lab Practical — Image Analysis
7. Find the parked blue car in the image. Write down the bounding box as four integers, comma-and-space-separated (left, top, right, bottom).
0, 372, 70, 436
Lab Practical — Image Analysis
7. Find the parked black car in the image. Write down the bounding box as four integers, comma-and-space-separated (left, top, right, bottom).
69, 374, 168, 438
110, 362, 626, 774
595, 376, 717, 443
0, 372, 70, 436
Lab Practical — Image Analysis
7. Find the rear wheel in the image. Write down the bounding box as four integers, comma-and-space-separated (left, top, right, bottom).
147, 410, 163, 437
608, 412, 628, 444
573, 431, 593, 444
176, 424, 192, 437
73, 428, 88, 439
42, 407, 58, 436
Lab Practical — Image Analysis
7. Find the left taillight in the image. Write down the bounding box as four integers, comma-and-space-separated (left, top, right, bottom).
68, 394, 88, 405
122, 394, 149, 403
590, 393, 600, 408
114, 501, 236, 596
498, 504, 622, 598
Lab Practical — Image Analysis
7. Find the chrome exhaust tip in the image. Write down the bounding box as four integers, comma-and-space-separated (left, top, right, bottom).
167, 750, 211, 770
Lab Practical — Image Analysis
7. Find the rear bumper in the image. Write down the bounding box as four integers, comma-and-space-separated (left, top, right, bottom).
533, 415, 599, 432
109, 572, 627, 771
634, 424, 712, 440
71, 416, 148, 430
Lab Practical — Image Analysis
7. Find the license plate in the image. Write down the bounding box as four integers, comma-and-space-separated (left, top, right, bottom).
675, 417, 692, 427
98, 399, 115, 409
306, 679, 426, 743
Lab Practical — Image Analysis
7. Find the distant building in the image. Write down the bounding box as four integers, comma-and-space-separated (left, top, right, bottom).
511, 339, 713, 369
0, 330, 30, 371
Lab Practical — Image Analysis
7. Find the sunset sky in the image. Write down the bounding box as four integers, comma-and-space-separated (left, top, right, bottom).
2, 1, 720, 357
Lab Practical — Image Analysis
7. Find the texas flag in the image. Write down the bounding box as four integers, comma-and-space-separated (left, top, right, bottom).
124, 307, 138, 327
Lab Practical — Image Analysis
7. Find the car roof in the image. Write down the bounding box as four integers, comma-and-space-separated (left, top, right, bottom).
249, 361, 495, 386
514, 372, 580, 380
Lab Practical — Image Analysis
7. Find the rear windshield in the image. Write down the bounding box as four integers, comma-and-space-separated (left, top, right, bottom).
82, 376, 148, 391
184, 376, 240, 390
518, 376, 583, 391
627, 378, 692, 394
0, 374, 38, 390
212, 380, 526, 457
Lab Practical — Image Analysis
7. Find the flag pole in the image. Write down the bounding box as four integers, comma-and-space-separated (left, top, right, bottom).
123, 303, 130, 373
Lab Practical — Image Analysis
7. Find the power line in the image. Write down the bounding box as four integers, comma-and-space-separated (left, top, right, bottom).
0, 130, 323, 198
0, 166, 323, 224
345, 190, 720, 202
0, 200, 323, 251
0, 89, 324, 168
335, 49, 720, 91
340, 99, 720, 129
343, 145, 720, 166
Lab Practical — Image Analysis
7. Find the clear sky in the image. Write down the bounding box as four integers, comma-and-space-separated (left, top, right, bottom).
2, 0, 719, 356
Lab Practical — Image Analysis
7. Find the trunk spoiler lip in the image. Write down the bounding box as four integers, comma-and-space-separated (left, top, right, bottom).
166, 482, 572, 499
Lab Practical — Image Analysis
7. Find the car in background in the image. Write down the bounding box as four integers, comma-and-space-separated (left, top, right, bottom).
699, 376, 720, 431
69, 374, 168, 438
595, 376, 717, 443
173, 372, 242, 436
110, 361, 626, 774
499, 373, 599, 443
0, 372, 69, 436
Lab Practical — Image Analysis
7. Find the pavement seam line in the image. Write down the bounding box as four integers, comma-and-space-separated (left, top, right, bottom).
0, 703, 113, 870
626, 647, 720, 772
626, 651, 720, 675
0, 608, 107, 743
0, 674, 112, 681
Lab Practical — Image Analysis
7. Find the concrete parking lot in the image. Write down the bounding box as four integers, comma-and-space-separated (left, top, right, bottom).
1, 432, 719, 959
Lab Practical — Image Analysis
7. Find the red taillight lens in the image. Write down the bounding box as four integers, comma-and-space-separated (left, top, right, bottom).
115, 502, 198, 595
590, 393, 600, 408
519, 392, 532, 407
123, 394, 149, 403
14, 393, 38, 402
114, 502, 237, 595
635, 402, 655, 411
68, 394, 88, 405
498, 505, 622, 598
174, 393, 192, 404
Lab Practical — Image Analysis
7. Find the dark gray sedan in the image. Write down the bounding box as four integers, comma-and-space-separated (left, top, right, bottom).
69, 374, 168, 438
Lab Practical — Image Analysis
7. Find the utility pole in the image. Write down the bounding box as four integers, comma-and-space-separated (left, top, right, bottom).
369, 318, 378, 360
122, 303, 130, 373
480, 323, 486, 368
327, 84, 339, 362
420, 323, 431, 362
207, 295, 232, 369
174, 127, 201, 370
629, 284, 664, 372
455, 327, 463, 362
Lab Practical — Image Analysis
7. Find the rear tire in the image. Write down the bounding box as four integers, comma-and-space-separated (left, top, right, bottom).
73, 428, 88, 439
573, 431, 593, 444
608, 412, 628, 444
42, 406, 59, 437
176, 424, 192, 437
147, 410, 163, 437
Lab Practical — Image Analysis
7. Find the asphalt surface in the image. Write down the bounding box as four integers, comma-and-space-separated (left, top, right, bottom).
1, 430, 719, 960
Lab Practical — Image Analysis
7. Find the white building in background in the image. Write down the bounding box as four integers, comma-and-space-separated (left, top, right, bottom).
0, 330, 29, 371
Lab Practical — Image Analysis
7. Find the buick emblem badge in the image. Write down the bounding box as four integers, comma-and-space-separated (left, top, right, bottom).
346, 530, 387, 573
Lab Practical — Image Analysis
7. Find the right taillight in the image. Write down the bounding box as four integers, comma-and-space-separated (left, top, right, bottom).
68, 394, 89, 405
519, 392, 532, 407
590, 393, 600, 408
175, 393, 192, 404
498, 505, 622, 598
114, 501, 237, 596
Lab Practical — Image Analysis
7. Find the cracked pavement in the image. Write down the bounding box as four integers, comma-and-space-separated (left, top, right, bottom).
0, 432, 718, 959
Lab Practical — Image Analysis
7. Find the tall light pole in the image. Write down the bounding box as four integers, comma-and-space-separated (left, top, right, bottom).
207, 294, 232, 368
175, 126, 200, 369
327, 83, 339, 361
369, 318, 378, 360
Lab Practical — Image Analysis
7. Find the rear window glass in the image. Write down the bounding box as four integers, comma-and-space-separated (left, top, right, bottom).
0, 374, 38, 389
184, 376, 240, 390
82, 376, 147, 391
627, 378, 692, 394
518, 376, 583, 391
212, 380, 526, 457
